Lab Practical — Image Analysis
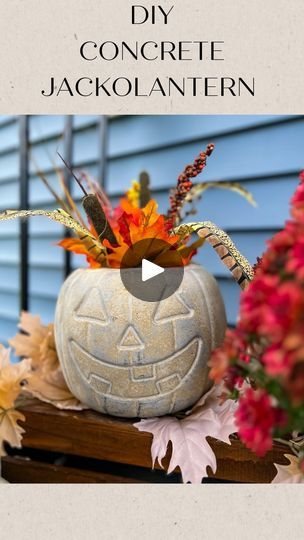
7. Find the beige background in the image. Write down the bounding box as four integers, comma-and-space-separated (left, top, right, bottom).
0, 484, 304, 539
0, 0, 303, 113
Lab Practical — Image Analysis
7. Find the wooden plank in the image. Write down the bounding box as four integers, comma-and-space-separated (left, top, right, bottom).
1, 456, 143, 484
17, 400, 288, 482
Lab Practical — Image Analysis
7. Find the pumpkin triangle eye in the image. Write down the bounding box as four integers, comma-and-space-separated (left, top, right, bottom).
118, 325, 144, 351
153, 293, 194, 324
75, 286, 109, 325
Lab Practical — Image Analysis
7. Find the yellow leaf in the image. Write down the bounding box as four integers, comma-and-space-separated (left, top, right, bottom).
126, 180, 140, 208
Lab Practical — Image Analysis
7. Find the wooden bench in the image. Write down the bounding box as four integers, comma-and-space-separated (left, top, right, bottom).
2, 399, 289, 483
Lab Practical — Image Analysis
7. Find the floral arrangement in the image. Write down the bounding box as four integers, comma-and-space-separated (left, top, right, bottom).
0, 144, 255, 289
1, 145, 303, 483
209, 171, 304, 481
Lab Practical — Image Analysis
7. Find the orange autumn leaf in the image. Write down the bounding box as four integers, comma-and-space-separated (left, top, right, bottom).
56, 196, 197, 269
9, 312, 86, 411
105, 199, 189, 268
58, 237, 102, 269
0, 345, 31, 455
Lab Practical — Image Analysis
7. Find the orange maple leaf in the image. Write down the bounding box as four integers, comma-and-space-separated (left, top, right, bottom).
58, 237, 102, 269
56, 197, 196, 269
105, 199, 186, 268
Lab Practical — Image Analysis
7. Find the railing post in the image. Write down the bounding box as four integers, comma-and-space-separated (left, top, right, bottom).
99, 116, 108, 187
19, 115, 29, 311
62, 115, 73, 278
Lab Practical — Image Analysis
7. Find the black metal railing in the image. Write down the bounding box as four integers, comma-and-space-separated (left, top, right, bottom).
17, 114, 108, 310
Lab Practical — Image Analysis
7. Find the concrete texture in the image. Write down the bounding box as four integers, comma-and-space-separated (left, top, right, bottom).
54, 264, 227, 418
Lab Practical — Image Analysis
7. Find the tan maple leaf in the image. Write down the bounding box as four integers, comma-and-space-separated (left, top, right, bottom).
134, 385, 237, 484
272, 454, 304, 483
9, 311, 57, 370
0, 345, 31, 455
0, 409, 26, 457
9, 312, 86, 411
23, 367, 87, 410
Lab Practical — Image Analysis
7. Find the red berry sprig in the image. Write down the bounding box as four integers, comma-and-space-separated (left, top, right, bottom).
167, 143, 215, 226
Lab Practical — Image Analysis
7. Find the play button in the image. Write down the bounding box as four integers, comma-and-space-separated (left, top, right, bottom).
142, 259, 164, 282
120, 238, 184, 302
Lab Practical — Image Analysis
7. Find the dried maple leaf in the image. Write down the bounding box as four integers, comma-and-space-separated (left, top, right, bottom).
0, 345, 31, 455
134, 385, 237, 483
0, 409, 26, 456
23, 368, 87, 410
272, 454, 304, 483
9, 311, 57, 370
9, 312, 86, 411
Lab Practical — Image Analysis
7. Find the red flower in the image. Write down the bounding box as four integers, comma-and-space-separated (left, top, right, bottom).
291, 170, 304, 222
235, 388, 276, 457
286, 362, 304, 404
286, 236, 304, 279
239, 274, 280, 337
209, 329, 245, 385
240, 277, 303, 342
262, 343, 295, 377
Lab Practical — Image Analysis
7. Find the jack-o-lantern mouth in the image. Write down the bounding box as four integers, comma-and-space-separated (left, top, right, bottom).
68, 337, 203, 400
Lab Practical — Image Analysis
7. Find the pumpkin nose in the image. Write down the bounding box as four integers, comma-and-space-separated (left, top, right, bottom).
118, 325, 144, 352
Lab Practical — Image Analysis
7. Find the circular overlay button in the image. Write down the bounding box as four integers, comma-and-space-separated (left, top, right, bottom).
120, 238, 184, 302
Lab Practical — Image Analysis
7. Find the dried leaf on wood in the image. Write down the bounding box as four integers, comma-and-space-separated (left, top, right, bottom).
134, 385, 237, 483
0, 409, 26, 456
272, 454, 304, 483
0, 345, 31, 455
23, 368, 87, 411
0, 345, 31, 408
9, 312, 57, 370
9, 312, 86, 411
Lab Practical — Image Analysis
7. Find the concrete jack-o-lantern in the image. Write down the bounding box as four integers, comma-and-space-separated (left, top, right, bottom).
54, 263, 226, 418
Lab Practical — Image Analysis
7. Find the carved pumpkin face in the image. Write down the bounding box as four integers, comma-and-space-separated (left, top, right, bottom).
54, 264, 226, 418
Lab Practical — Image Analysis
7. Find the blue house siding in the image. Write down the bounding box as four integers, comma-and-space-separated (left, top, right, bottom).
0, 114, 303, 345
0, 116, 20, 344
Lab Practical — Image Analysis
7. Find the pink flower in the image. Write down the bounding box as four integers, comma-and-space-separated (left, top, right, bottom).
259, 282, 304, 340
240, 277, 304, 342
239, 274, 279, 337
287, 237, 304, 279
262, 343, 295, 377
235, 388, 276, 457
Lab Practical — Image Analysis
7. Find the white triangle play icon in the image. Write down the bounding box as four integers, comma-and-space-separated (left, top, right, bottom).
142, 258, 164, 282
